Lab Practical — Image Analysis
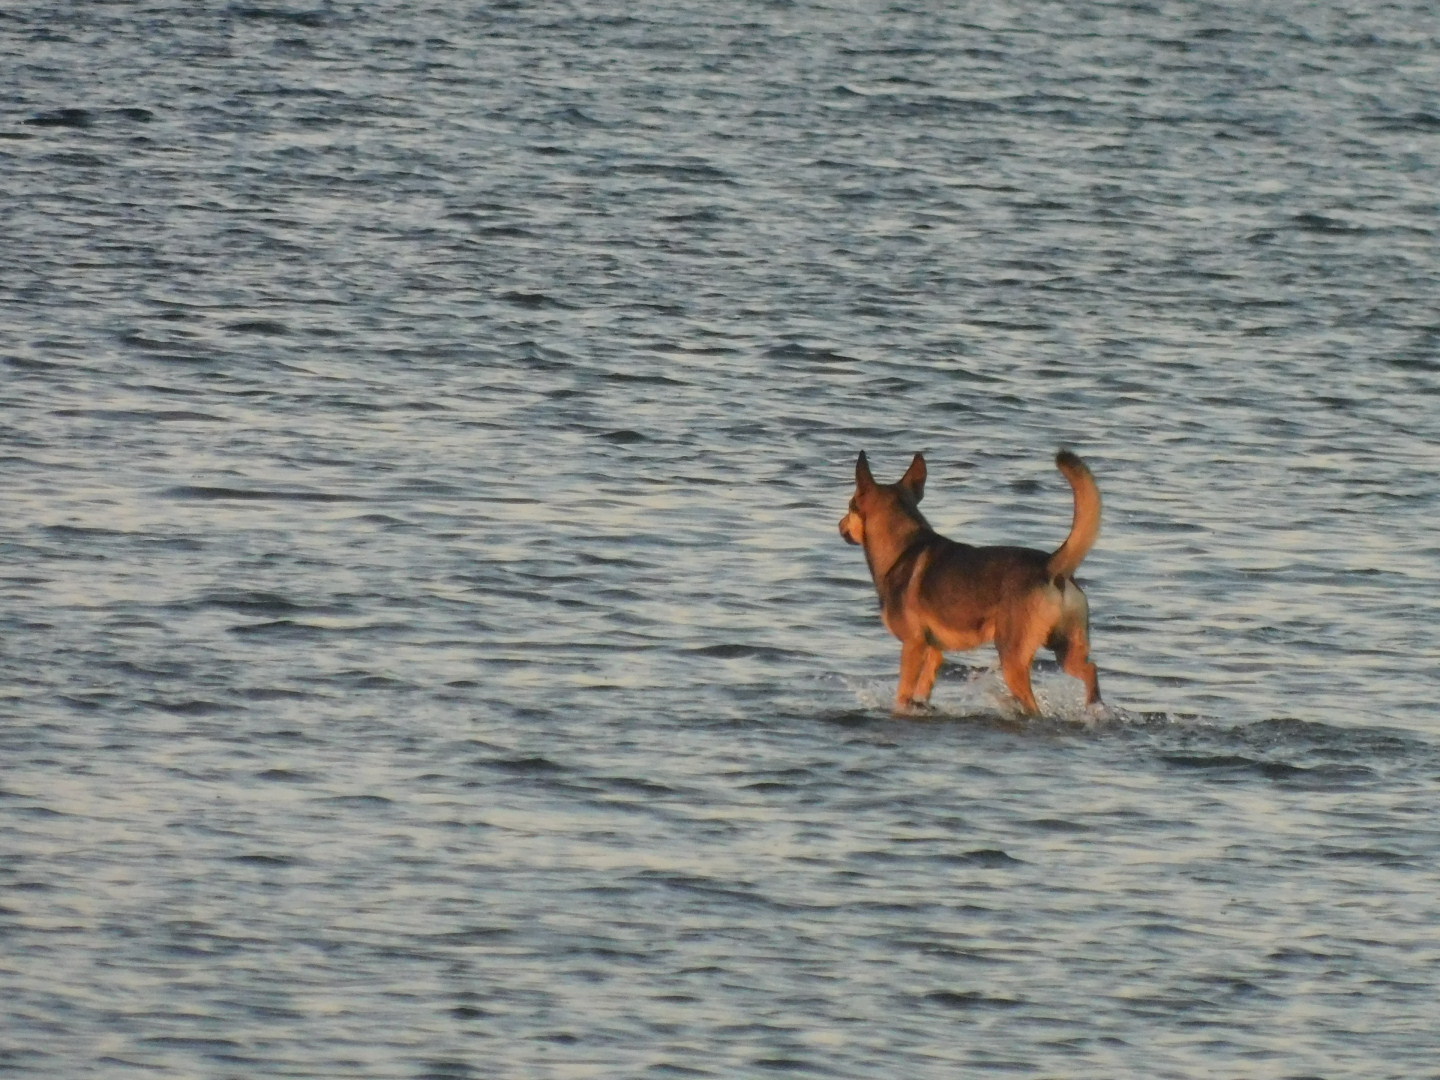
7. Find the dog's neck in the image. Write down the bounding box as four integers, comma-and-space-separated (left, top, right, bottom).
862, 508, 932, 589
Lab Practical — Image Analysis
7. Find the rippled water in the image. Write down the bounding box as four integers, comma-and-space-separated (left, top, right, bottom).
4, 2, 1440, 1077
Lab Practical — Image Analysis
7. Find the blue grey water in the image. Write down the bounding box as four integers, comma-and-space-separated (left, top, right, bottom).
3, 1, 1439, 1077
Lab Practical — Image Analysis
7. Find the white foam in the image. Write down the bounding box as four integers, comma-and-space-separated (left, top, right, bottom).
845, 662, 1129, 729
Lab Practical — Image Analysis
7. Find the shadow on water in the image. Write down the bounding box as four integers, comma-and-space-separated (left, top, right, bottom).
1140, 714, 1437, 789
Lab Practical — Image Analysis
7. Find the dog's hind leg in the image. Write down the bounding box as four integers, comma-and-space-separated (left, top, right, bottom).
1052, 630, 1101, 706
1051, 585, 1102, 706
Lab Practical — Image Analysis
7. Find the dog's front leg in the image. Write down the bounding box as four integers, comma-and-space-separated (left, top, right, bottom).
896, 638, 943, 712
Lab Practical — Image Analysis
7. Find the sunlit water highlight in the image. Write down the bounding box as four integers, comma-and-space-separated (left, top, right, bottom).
3, 2, 1440, 1077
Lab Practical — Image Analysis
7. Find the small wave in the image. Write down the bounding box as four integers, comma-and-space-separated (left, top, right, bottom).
613, 161, 734, 184
329, 672, 415, 691
918, 989, 1025, 1010
1161, 753, 1258, 770
255, 768, 318, 783
464, 223, 541, 239
497, 290, 573, 309
765, 343, 859, 365
24, 108, 94, 128
604, 370, 685, 385
1321, 847, 1415, 866
600, 429, 648, 444
689, 643, 804, 661
422, 927, 515, 945
231, 6, 331, 27
226, 853, 297, 867
138, 1036, 241, 1052
193, 590, 310, 615
862, 93, 1007, 119
116, 331, 205, 355
144, 698, 236, 717
544, 106, 607, 126
43, 524, 126, 539
164, 485, 365, 502
227, 617, 406, 639
940, 849, 1026, 868
1290, 212, 1364, 234
237, 686, 314, 701
315, 794, 394, 808
40, 150, 107, 167
1365, 111, 1440, 132
636, 871, 803, 912
227, 620, 329, 638
1024, 817, 1094, 833
597, 775, 678, 796
816, 707, 886, 730
1147, 715, 1436, 789
224, 318, 291, 335
478, 755, 567, 776
1158, 752, 1370, 785
5, 355, 66, 371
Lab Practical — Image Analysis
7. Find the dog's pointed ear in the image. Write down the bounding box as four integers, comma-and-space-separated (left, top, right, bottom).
855, 451, 876, 492
899, 453, 926, 501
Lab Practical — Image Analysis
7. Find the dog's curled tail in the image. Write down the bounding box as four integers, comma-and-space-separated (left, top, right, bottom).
1048, 449, 1101, 580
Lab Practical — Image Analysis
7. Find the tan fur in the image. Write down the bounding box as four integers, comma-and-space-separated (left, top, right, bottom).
840, 450, 1103, 715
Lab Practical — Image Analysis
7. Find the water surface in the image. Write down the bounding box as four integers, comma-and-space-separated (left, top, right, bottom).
3, 2, 1439, 1077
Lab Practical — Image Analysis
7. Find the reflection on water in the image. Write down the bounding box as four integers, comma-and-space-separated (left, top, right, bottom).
4, 1, 1440, 1077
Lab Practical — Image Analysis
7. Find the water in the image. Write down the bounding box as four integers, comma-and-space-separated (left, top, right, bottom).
3, 1, 1440, 1076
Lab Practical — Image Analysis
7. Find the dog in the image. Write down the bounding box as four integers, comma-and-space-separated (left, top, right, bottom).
839, 449, 1102, 715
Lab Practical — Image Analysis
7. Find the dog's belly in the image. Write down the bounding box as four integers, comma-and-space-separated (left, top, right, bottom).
883, 603, 994, 652
925, 621, 993, 652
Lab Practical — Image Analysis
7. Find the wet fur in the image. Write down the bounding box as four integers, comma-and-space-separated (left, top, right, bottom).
840, 450, 1103, 715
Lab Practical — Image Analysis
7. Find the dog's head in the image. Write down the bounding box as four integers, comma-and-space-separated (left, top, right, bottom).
839, 451, 927, 546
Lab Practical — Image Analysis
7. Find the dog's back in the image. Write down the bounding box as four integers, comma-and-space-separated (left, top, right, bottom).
892, 540, 1052, 653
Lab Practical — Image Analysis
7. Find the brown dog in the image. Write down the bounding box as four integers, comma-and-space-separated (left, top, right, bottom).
839, 450, 1102, 715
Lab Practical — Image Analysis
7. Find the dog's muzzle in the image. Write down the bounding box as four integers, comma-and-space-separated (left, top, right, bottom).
839, 516, 861, 545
